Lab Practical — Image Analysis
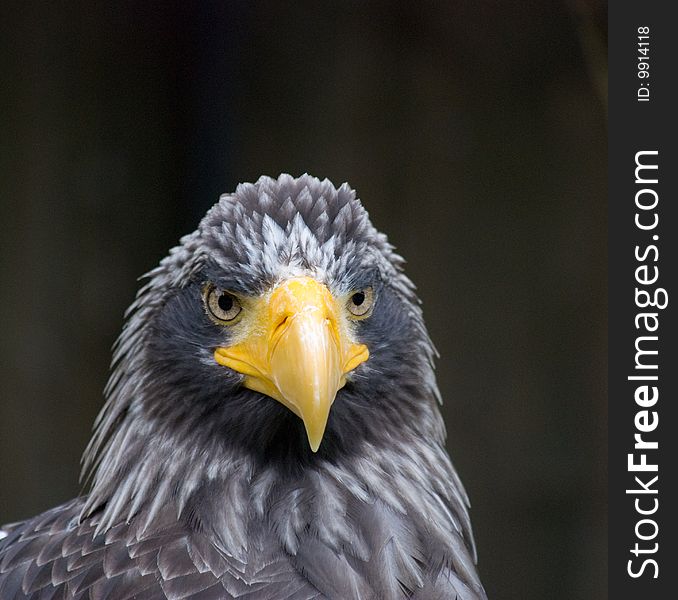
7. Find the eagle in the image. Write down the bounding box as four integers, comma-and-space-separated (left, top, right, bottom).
0, 174, 487, 600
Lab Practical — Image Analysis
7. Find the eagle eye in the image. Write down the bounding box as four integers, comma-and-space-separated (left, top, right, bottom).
347, 287, 374, 319
203, 285, 242, 324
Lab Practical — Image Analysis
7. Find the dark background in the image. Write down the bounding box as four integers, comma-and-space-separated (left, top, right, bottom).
0, 2, 607, 599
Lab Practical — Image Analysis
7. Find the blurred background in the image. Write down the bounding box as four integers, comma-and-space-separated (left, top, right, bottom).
0, 2, 607, 599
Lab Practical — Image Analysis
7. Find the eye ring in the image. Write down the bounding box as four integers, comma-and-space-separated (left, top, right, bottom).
203, 285, 243, 324
346, 287, 375, 319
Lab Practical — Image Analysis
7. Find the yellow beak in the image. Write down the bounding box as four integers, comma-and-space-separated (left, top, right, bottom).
214, 277, 369, 451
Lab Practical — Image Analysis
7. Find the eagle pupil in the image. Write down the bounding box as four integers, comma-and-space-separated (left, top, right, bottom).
218, 294, 234, 312
352, 292, 365, 306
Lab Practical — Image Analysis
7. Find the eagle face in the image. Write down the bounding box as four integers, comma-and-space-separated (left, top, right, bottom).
120, 174, 439, 464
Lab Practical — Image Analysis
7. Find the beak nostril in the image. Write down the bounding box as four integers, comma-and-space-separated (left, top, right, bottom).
269, 315, 291, 356
274, 315, 290, 335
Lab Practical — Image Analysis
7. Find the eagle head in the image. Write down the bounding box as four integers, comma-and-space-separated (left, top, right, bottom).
86, 174, 440, 470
